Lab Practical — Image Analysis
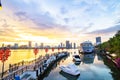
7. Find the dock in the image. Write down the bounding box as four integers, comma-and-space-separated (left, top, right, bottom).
0, 51, 69, 80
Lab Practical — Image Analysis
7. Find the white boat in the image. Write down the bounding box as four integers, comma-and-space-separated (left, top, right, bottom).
73, 55, 81, 62
79, 41, 94, 54
59, 64, 80, 76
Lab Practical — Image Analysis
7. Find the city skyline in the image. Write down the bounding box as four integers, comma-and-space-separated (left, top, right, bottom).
0, 40, 76, 49
0, 0, 120, 44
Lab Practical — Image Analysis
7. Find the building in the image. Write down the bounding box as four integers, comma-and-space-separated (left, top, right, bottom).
35, 43, 38, 48
73, 43, 76, 49
14, 43, 18, 49
70, 43, 72, 48
60, 42, 63, 48
66, 40, 70, 49
28, 41, 32, 48
40, 43, 44, 49
96, 37, 101, 45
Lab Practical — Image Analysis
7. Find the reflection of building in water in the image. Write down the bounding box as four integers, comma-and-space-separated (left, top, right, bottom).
73, 43, 76, 49
81, 54, 95, 64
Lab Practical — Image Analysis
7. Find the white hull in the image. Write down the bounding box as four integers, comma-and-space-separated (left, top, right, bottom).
59, 64, 80, 76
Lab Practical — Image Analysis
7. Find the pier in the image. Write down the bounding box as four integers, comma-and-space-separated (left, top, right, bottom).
0, 51, 69, 80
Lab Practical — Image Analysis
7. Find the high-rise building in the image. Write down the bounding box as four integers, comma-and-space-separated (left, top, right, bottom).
40, 43, 44, 49
14, 43, 18, 49
96, 37, 101, 45
70, 43, 72, 48
73, 43, 76, 49
28, 41, 32, 48
60, 42, 63, 48
66, 40, 70, 49
35, 43, 38, 48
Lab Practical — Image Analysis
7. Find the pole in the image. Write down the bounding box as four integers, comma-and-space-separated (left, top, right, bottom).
1, 61, 4, 79
34, 55, 36, 70
35, 55, 36, 65
1, 49, 5, 79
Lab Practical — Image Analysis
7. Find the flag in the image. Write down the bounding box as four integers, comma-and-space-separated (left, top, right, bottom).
0, 0, 2, 10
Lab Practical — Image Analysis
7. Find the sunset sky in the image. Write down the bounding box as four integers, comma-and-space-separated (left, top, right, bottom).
0, 0, 120, 45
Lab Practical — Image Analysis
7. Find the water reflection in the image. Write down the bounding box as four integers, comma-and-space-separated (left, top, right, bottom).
81, 53, 95, 64
59, 71, 79, 80
97, 53, 103, 61
42, 56, 69, 79
43, 50, 113, 80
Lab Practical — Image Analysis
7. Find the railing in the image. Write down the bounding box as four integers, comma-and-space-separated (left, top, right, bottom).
0, 52, 59, 80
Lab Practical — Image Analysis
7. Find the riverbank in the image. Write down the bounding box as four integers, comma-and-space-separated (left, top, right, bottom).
96, 49, 120, 80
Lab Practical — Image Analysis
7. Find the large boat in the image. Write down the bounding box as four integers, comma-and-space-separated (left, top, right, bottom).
79, 41, 94, 54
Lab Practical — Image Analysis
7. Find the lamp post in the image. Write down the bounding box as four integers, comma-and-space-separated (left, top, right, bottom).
58, 48, 60, 53
62, 48, 64, 51
45, 48, 49, 59
45, 48, 48, 54
33, 48, 39, 70
52, 47, 54, 52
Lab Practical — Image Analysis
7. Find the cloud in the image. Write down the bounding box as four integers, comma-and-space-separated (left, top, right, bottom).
1, 0, 120, 43
14, 10, 70, 32
14, 12, 28, 21
87, 24, 120, 34
30, 13, 55, 29
63, 18, 70, 23
60, 7, 68, 14
76, 22, 94, 34
0, 18, 10, 33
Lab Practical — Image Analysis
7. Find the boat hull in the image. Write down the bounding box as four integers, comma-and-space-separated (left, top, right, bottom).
59, 64, 80, 76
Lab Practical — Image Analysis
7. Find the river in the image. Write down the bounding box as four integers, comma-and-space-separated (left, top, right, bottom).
0, 49, 114, 80
43, 49, 114, 80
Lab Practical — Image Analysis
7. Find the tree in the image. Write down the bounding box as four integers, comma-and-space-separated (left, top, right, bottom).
99, 30, 120, 57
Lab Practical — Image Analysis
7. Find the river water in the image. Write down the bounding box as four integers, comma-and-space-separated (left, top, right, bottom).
0, 49, 114, 80
43, 49, 113, 80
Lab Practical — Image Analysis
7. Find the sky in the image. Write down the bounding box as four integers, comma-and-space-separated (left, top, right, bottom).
0, 0, 120, 46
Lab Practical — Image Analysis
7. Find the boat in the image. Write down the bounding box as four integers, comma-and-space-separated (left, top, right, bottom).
59, 64, 80, 76
79, 41, 94, 54
59, 71, 79, 80
73, 54, 81, 62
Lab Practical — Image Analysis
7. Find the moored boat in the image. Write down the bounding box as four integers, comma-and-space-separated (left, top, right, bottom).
79, 41, 94, 54
73, 54, 81, 62
59, 64, 80, 76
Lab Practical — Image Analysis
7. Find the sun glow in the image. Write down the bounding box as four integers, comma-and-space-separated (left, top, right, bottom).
15, 34, 58, 44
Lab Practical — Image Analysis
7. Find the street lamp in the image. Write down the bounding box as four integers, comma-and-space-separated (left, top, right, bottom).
52, 47, 54, 52
33, 48, 39, 70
